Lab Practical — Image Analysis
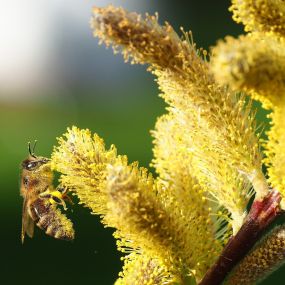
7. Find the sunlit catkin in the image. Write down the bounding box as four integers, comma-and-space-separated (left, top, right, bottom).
152, 112, 252, 234
46, 2, 285, 284
230, 0, 285, 38
91, 5, 267, 228
210, 33, 285, 109
51, 126, 124, 215
105, 164, 216, 281
225, 226, 285, 285
51, 127, 220, 282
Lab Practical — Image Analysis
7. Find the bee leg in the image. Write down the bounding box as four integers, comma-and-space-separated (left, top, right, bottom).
50, 192, 68, 211
51, 194, 67, 211
39, 191, 52, 200
41, 189, 68, 210
63, 194, 74, 205
56, 186, 74, 205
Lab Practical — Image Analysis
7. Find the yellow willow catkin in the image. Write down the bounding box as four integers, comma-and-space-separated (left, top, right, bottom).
51, 127, 220, 282
154, 73, 261, 231
105, 164, 218, 282
225, 226, 285, 285
264, 105, 285, 208
51, 126, 123, 215
91, 5, 267, 227
91, 5, 188, 70
152, 111, 252, 234
210, 33, 285, 110
115, 253, 173, 285
230, 0, 285, 38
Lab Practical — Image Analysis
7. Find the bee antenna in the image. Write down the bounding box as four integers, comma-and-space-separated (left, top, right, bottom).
32, 140, 38, 155
28, 140, 37, 158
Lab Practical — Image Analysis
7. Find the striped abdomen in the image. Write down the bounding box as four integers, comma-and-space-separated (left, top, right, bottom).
29, 198, 74, 240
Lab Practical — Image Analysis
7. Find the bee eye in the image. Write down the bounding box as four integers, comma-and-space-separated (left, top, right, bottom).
24, 161, 38, 170
28, 162, 37, 169
22, 157, 49, 171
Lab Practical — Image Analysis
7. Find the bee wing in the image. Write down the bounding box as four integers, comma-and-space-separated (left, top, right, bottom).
21, 191, 34, 244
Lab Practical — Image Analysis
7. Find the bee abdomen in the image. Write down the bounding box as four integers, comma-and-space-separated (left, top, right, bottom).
43, 220, 74, 241
30, 198, 74, 240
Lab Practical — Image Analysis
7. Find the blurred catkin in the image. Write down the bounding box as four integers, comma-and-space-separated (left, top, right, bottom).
210, 33, 285, 110
91, 5, 266, 233
230, 0, 285, 37
225, 226, 285, 285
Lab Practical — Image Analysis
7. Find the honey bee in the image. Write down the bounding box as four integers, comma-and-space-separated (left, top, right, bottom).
20, 141, 74, 243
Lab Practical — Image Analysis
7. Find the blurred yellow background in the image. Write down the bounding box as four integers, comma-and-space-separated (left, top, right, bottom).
0, 1, 282, 284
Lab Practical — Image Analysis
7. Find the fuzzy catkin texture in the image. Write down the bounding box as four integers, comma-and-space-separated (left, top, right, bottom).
154, 65, 262, 177
230, 0, 285, 38
91, 5, 266, 230
92, 6, 262, 180
225, 226, 285, 285
51, 127, 220, 282
115, 253, 173, 285
210, 33, 285, 110
152, 111, 251, 235
91, 5, 201, 74
51, 126, 124, 215
105, 164, 217, 281
154, 67, 262, 231
264, 105, 285, 208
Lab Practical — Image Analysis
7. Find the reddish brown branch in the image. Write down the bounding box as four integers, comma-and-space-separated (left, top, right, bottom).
199, 190, 282, 285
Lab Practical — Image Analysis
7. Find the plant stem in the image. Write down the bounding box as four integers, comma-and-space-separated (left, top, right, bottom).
199, 190, 282, 285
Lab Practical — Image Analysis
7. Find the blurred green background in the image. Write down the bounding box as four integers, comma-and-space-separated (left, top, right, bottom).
0, 1, 283, 284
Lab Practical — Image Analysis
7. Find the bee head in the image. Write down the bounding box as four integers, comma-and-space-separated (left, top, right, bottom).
21, 141, 50, 171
